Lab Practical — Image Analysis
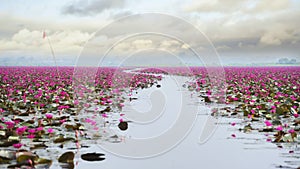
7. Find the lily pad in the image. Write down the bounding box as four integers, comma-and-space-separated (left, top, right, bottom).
58, 151, 74, 163
81, 152, 105, 161
35, 158, 52, 165
118, 121, 128, 131
53, 136, 75, 143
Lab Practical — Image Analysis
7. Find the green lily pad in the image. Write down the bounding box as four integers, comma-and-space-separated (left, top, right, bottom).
53, 136, 74, 143
35, 158, 52, 164
243, 124, 253, 133
58, 151, 74, 163
17, 154, 37, 163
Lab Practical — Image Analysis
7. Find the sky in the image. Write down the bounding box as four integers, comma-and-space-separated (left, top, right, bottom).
0, 0, 299, 66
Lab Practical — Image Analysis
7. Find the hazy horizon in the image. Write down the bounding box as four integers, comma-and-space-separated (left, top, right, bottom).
0, 1, 299, 66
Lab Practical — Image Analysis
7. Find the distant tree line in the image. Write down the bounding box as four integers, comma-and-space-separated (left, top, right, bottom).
277, 58, 297, 64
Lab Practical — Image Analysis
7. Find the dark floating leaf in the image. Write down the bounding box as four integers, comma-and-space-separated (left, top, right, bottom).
7, 161, 34, 168
30, 142, 48, 149
0, 140, 19, 147
129, 97, 138, 102
243, 124, 253, 133
58, 152, 74, 163
202, 96, 211, 103
118, 121, 128, 131
35, 158, 52, 165
156, 84, 161, 88
274, 131, 285, 143
53, 136, 75, 143
17, 153, 38, 163
64, 124, 81, 131
19, 112, 29, 116
230, 112, 238, 116
0, 156, 10, 164
259, 128, 274, 132
81, 152, 105, 161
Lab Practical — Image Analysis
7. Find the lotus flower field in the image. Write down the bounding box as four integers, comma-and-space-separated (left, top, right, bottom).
189, 67, 300, 142
0, 66, 299, 168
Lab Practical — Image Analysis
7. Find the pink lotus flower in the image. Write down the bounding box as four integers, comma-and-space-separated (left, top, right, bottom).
247, 114, 252, 119
5, 121, 15, 129
45, 113, 53, 119
36, 127, 44, 131
47, 128, 54, 134
16, 126, 28, 135
288, 129, 295, 133
58, 105, 70, 110
60, 119, 66, 123
231, 122, 236, 126
264, 120, 272, 127
13, 119, 20, 124
27, 134, 35, 139
270, 109, 276, 113
84, 103, 90, 108
74, 99, 79, 105
85, 118, 92, 123
102, 114, 108, 118
294, 114, 299, 118
275, 126, 283, 131
13, 143, 22, 149
28, 129, 36, 134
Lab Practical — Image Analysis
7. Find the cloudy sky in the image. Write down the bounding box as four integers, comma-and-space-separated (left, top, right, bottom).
0, 0, 299, 66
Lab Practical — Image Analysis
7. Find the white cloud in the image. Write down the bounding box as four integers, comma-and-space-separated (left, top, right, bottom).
184, 0, 244, 13
249, 0, 290, 13
62, 0, 126, 16
216, 45, 231, 50
0, 28, 94, 56
184, 0, 291, 14
181, 43, 190, 49
160, 40, 181, 49
259, 29, 299, 46
132, 39, 153, 49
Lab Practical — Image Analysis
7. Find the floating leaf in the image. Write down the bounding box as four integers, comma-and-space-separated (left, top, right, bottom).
81, 153, 105, 161
58, 151, 74, 163
274, 131, 285, 143
53, 136, 74, 144
118, 121, 128, 131
17, 154, 37, 163
35, 158, 52, 165
243, 124, 253, 133
0, 156, 10, 164
0, 140, 19, 147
